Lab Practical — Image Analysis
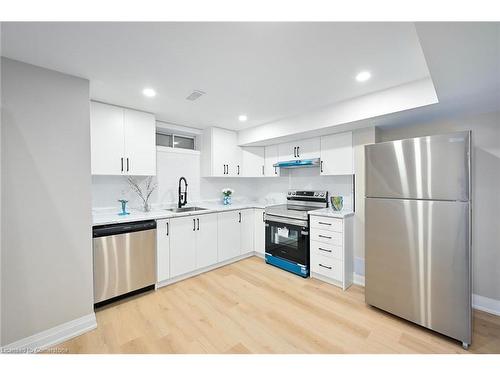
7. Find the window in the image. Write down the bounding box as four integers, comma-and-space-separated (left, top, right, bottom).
173, 135, 195, 150
156, 132, 195, 150
156, 133, 172, 147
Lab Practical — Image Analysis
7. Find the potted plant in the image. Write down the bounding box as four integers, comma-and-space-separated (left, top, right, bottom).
222, 188, 234, 205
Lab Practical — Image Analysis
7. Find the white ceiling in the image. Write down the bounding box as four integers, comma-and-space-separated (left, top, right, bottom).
1, 22, 431, 130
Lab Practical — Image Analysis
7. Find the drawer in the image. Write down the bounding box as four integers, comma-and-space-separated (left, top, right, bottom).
310, 228, 343, 247
311, 240, 343, 261
310, 216, 343, 232
311, 253, 343, 281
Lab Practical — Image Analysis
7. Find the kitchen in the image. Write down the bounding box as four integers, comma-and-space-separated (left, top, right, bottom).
0, 14, 499, 369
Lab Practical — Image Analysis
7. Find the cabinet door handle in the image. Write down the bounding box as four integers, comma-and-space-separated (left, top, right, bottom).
263, 212, 265, 222
121, 157, 124, 172
166, 222, 169, 236
274, 166, 277, 175
126, 158, 129, 172
319, 263, 332, 270
293, 147, 297, 158
318, 247, 332, 253
320, 160, 324, 173
297, 146, 300, 157
318, 221, 331, 226
238, 212, 241, 223
193, 219, 196, 231
237, 165, 240, 175
262, 165, 264, 175
197, 218, 200, 231
318, 234, 332, 239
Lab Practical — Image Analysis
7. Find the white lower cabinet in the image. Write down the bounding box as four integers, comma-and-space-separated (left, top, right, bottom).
253, 209, 265, 255
196, 214, 218, 269
157, 209, 258, 284
309, 214, 353, 290
156, 219, 171, 282
240, 209, 255, 253
170, 216, 197, 278
218, 209, 254, 262
218, 211, 241, 261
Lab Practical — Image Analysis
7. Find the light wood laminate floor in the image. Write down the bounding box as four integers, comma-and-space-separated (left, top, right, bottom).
55, 256, 500, 354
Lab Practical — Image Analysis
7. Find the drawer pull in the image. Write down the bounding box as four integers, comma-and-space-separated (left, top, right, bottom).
318, 221, 331, 225
319, 263, 332, 270
318, 234, 332, 239
318, 247, 332, 253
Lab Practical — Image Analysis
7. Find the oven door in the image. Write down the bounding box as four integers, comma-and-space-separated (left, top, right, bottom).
265, 216, 309, 266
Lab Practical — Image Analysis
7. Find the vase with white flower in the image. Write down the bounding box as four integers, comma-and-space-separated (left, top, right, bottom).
222, 188, 234, 205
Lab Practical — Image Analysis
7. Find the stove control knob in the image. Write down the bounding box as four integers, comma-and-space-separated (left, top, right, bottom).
314, 192, 318, 197
288, 192, 291, 195
320, 193, 325, 197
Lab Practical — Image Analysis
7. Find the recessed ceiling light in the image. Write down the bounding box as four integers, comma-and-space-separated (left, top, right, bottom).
238, 115, 248, 122
355, 71, 371, 82
142, 88, 156, 97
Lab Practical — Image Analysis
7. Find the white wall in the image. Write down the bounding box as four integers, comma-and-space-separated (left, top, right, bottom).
377, 111, 500, 302
1, 58, 94, 346
352, 127, 378, 277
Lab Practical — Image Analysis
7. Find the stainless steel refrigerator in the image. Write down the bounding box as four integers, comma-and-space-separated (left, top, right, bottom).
365, 131, 472, 349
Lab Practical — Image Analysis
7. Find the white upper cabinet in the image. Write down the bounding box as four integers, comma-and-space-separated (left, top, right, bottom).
90, 101, 156, 176
202, 127, 241, 177
264, 145, 279, 177
123, 108, 156, 176
90, 102, 125, 175
241, 147, 265, 177
320, 131, 353, 175
278, 137, 320, 161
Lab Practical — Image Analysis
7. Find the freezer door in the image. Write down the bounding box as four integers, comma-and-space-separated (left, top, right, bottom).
365, 197, 471, 344
365, 131, 470, 201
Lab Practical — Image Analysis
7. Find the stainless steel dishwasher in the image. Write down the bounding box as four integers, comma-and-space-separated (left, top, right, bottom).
93, 220, 156, 305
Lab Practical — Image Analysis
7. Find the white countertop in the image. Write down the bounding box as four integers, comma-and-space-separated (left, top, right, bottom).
92, 201, 267, 226
308, 208, 354, 218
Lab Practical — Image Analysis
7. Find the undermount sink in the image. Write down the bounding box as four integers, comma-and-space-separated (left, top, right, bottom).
165, 206, 208, 213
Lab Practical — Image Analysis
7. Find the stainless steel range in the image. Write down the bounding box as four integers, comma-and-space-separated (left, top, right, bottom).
264, 190, 328, 277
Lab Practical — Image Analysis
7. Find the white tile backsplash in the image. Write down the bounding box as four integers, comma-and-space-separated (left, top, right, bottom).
92, 150, 354, 211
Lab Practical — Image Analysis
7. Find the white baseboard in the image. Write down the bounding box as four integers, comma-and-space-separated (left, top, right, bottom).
254, 251, 265, 259
353, 273, 365, 287
2, 313, 97, 353
473, 294, 500, 316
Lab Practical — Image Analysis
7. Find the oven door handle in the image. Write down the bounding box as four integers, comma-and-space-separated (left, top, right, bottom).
265, 215, 308, 228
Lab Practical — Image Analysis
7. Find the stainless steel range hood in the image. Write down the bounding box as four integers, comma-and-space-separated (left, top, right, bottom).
273, 158, 321, 169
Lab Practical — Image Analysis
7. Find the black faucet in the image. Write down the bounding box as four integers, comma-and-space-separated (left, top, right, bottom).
178, 177, 188, 208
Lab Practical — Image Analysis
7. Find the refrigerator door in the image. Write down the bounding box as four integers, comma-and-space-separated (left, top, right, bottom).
365, 197, 471, 344
365, 131, 470, 201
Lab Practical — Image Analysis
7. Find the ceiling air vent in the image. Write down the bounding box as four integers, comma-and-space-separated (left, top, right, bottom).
186, 90, 206, 101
